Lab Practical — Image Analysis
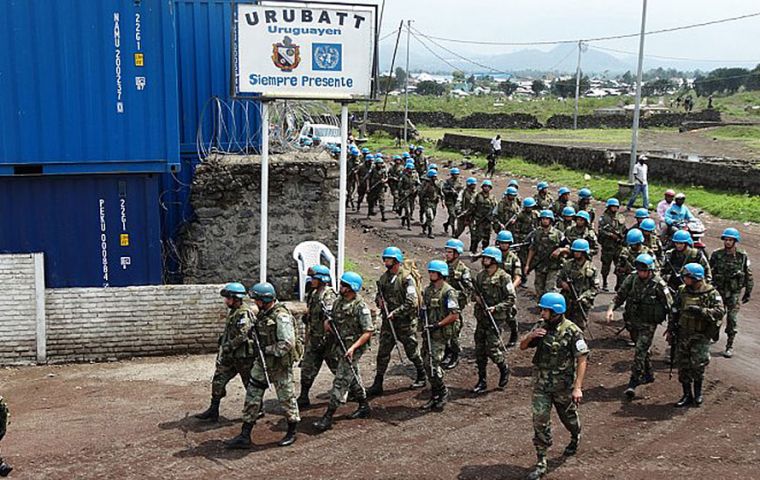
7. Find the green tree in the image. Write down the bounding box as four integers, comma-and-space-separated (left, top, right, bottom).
620, 71, 634, 85
415, 80, 448, 96
551, 75, 590, 98
394, 67, 407, 88
531, 79, 546, 96
498, 80, 518, 95
452, 70, 466, 83
641, 78, 675, 96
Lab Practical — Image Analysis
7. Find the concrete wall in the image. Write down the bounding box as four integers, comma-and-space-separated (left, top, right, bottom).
0, 254, 42, 364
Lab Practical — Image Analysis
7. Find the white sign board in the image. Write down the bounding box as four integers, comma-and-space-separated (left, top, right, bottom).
234, 2, 376, 99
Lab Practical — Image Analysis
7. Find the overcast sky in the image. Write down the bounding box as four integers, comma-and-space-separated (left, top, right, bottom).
377, 0, 760, 69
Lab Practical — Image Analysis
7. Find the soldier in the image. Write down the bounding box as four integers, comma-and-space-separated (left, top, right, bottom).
442, 239, 472, 370
553, 187, 575, 218
598, 198, 626, 291
576, 188, 595, 225
557, 206, 576, 233
557, 239, 599, 331
0, 396, 11, 477
615, 229, 656, 285
355, 153, 374, 213
388, 155, 404, 212
297, 265, 338, 408
508, 179, 523, 203
535, 181, 554, 211
454, 177, 479, 239
226, 283, 300, 449
495, 230, 523, 345
526, 210, 565, 298
419, 169, 443, 239
521, 293, 589, 480
628, 208, 650, 233
495, 186, 521, 233
369, 247, 427, 396
514, 197, 539, 281
662, 230, 712, 293
471, 247, 514, 394
470, 180, 498, 254
314, 272, 374, 431
607, 254, 672, 399
397, 161, 420, 230
709, 228, 753, 358
196, 282, 256, 422
346, 146, 361, 209
413, 145, 428, 178
640, 218, 664, 261
442, 168, 464, 235
420, 260, 461, 411
669, 264, 725, 408
367, 155, 388, 221
562, 211, 599, 258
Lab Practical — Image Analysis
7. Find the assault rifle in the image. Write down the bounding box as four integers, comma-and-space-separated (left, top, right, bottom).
468, 279, 509, 352
376, 285, 407, 367
321, 301, 366, 392
419, 306, 436, 375
248, 324, 272, 389
567, 279, 594, 339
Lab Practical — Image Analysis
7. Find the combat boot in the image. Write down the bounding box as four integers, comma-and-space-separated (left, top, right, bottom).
444, 349, 460, 370
420, 393, 438, 411
526, 452, 548, 480
497, 362, 510, 389
441, 346, 453, 369
472, 363, 488, 394
508, 324, 519, 347
225, 421, 254, 449
406, 218, 412, 231
278, 421, 298, 447
674, 382, 694, 408
641, 372, 655, 384
0, 459, 11, 478
433, 387, 449, 411
601, 276, 609, 292
410, 367, 427, 389
366, 375, 384, 397
724, 337, 734, 358
313, 406, 336, 432
297, 379, 313, 408
349, 397, 371, 419
427, 226, 435, 239
380, 207, 387, 222
563, 434, 580, 456
693, 380, 704, 407
624, 377, 638, 399
443, 221, 449, 234
195, 396, 221, 421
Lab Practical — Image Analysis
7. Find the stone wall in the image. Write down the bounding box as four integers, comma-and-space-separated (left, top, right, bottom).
0, 254, 40, 364
439, 133, 760, 194
545, 110, 721, 129
178, 152, 340, 299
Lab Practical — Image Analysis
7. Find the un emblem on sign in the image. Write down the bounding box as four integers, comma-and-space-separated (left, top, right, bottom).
312, 43, 342, 72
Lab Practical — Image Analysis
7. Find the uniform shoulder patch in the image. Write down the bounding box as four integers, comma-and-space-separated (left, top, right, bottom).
575, 338, 589, 352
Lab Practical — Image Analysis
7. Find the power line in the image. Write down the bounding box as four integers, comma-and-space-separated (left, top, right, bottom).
412, 11, 760, 46
410, 32, 463, 74
588, 44, 760, 64
411, 27, 513, 76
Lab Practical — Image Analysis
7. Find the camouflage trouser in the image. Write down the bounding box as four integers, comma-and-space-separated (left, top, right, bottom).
242, 360, 300, 423
421, 201, 437, 230
676, 333, 711, 384
516, 244, 529, 277
720, 291, 740, 344
329, 349, 366, 410
0, 396, 7, 441
375, 318, 425, 376
444, 201, 457, 229
565, 302, 588, 331
532, 375, 580, 453
601, 245, 622, 284
211, 355, 255, 399
455, 215, 471, 238
629, 323, 657, 382
447, 316, 464, 355
368, 186, 385, 211
300, 337, 339, 386
474, 313, 506, 366
470, 218, 492, 250
421, 329, 448, 393
398, 193, 414, 221
534, 269, 560, 299
357, 183, 369, 206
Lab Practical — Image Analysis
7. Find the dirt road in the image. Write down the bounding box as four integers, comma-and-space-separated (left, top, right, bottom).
2, 166, 759, 479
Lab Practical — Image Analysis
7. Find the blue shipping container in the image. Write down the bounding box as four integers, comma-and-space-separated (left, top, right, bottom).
0, 0, 180, 175
0, 174, 163, 287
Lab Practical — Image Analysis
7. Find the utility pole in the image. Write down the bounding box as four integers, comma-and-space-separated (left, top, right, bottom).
383, 21, 404, 112
573, 40, 584, 130
629, 0, 648, 183
403, 19, 412, 143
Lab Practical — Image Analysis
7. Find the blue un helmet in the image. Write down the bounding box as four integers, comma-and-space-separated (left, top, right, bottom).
626, 228, 644, 246
635, 208, 650, 219
506, 186, 518, 196
450, 167, 460, 175
606, 198, 620, 208
374, 156, 385, 164
562, 206, 576, 217
404, 161, 415, 170
640, 218, 657, 232
365, 153, 375, 162
482, 179, 493, 188
375, 152, 384, 160
496, 230, 514, 243
382, 246, 404, 263
311, 264, 331, 283
429, 163, 439, 170
340, 272, 363, 292
523, 197, 537, 208
427, 260, 449, 277
539, 209, 555, 221
508, 179, 519, 188
537, 181, 549, 191
672, 229, 693, 246
721, 227, 741, 242
539, 292, 567, 314
350, 146, 360, 156
481, 246, 503, 264
578, 188, 592, 199
682, 263, 705, 281
361, 147, 370, 155
445, 238, 465, 254
575, 210, 591, 223
466, 177, 478, 186
250, 282, 277, 302
220, 282, 247, 299
427, 169, 438, 178
634, 253, 656, 271
558, 186, 571, 196
571, 239, 590, 254
415, 145, 425, 152
302, 138, 313, 147
402, 151, 411, 159
392, 154, 402, 161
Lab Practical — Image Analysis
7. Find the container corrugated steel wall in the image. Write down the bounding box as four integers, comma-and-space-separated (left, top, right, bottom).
0, 0, 180, 175
0, 174, 163, 287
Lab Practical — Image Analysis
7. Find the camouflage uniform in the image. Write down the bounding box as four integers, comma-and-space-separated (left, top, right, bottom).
662, 247, 712, 292
643, 232, 664, 261
300, 287, 339, 395
576, 199, 596, 225
709, 248, 753, 351
445, 258, 472, 362
513, 209, 539, 276
536, 192, 554, 211
367, 163, 388, 216
527, 318, 589, 461
552, 198, 576, 218
327, 294, 375, 410
616, 245, 656, 279
397, 169, 420, 228
347, 155, 361, 208
500, 249, 523, 341
557, 258, 599, 331
414, 153, 428, 178
495, 196, 521, 232
419, 176, 442, 236
242, 302, 300, 424
388, 162, 403, 210
472, 268, 516, 370
442, 176, 464, 234
211, 303, 256, 400
454, 186, 478, 238
355, 160, 373, 210
421, 282, 460, 397
470, 191, 498, 252
556, 218, 574, 233
673, 283, 725, 384
611, 272, 672, 384
529, 226, 565, 298
564, 225, 599, 257
597, 209, 626, 289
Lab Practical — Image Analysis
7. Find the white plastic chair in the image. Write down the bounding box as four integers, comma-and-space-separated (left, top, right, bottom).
292, 241, 337, 301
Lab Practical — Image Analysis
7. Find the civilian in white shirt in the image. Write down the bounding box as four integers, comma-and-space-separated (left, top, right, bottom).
626, 155, 649, 210
490, 135, 502, 156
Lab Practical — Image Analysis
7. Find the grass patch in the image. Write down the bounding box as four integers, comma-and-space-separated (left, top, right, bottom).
706, 125, 760, 150
343, 257, 359, 272
418, 127, 642, 145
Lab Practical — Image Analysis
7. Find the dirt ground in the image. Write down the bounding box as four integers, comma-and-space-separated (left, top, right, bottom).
2, 168, 760, 479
